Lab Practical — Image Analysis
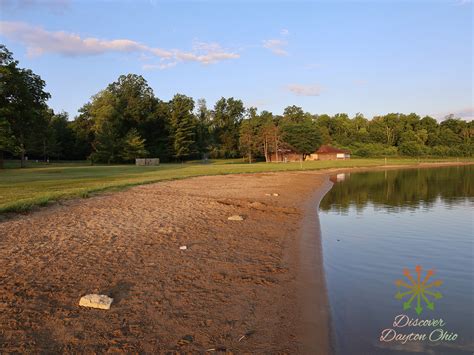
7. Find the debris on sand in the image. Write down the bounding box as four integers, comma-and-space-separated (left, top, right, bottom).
272, 193, 279, 196
238, 329, 256, 342
79, 294, 113, 310
227, 215, 244, 221
206, 345, 228, 352
177, 334, 194, 346
179, 245, 187, 250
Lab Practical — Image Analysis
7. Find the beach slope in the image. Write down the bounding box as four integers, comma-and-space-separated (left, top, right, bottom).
0, 171, 330, 353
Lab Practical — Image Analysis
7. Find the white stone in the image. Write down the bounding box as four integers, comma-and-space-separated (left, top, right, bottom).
227, 215, 244, 221
179, 245, 187, 250
272, 193, 279, 197
79, 294, 113, 310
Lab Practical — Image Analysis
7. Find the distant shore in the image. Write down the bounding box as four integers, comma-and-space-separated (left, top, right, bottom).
2, 158, 473, 215
0, 161, 471, 353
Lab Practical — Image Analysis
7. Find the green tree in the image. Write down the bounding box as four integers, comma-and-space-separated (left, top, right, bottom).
169, 94, 196, 161
195, 98, 211, 158
239, 108, 261, 162
369, 114, 402, 146
0, 45, 51, 167
121, 128, 148, 161
332, 113, 352, 145
258, 110, 279, 162
211, 97, 244, 158
283, 105, 305, 123
0, 117, 18, 168
70, 106, 95, 160
281, 119, 321, 160
352, 113, 370, 143
91, 121, 122, 164
438, 127, 462, 146
49, 112, 77, 160
314, 114, 333, 144
440, 116, 464, 135
28, 109, 63, 162
77, 74, 168, 161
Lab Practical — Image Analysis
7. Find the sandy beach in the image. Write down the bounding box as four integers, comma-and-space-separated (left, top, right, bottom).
0, 170, 333, 353
0, 162, 470, 353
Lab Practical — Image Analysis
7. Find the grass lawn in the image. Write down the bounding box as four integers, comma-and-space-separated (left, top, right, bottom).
0, 157, 471, 213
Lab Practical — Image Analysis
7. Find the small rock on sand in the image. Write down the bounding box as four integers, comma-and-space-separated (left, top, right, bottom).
79, 294, 113, 310
249, 201, 265, 209
179, 245, 187, 250
272, 193, 279, 196
227, 215, 244, 221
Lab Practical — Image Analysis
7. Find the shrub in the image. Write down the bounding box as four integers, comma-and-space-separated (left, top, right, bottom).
398, 142, 426, 156
352, 143, 398, 157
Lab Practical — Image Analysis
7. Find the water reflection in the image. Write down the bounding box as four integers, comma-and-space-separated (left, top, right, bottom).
321, 166, 473, 213
319, 165, 474, 355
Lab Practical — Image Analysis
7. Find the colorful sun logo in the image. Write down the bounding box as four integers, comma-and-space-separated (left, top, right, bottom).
395, 265, 443, 315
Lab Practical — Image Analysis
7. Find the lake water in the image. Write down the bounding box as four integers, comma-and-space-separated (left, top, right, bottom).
319, 166, 473, 355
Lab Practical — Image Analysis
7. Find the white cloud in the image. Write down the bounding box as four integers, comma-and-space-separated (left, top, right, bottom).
436, 107, 474, 121
175, 41, 239, 64
142, 61, 177, 71
262, 39, 288, 56
263, 29, 290, 56
287, 84, 322, 96
0, 21, 239, 66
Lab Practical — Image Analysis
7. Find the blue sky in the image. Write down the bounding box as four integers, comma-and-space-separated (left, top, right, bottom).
0, 0, 472, 120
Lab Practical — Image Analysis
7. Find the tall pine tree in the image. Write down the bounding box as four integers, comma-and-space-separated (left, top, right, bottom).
169, 94, 196, 161
121, 128, 148, 162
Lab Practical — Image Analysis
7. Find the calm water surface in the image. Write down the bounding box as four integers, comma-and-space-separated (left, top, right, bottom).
319, 166, 473, 355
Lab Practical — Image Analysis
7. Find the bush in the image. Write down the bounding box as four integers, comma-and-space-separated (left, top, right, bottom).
352, 143, 398, 157
430, 144, 473, 157
430, 145, 451, 157
458, 143, 473, 157
398, 142, 426, 156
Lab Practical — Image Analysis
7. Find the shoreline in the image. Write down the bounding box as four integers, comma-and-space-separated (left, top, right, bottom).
1, 159, 472, 216
0, 162, 471, 352
295, 176, 334, 354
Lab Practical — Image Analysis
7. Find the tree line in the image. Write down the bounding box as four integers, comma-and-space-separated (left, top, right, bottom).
1, 45, 472, 168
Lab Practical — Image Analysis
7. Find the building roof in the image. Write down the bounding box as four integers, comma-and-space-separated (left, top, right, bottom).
316, 145, 351, 154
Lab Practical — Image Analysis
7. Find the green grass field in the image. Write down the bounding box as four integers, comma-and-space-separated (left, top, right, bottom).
0, 158, 471, 213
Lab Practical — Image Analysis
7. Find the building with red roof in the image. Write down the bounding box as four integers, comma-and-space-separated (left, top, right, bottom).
268, 145, 351, 162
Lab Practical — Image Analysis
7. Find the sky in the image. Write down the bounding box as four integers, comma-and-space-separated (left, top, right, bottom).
0, 0, 472, 120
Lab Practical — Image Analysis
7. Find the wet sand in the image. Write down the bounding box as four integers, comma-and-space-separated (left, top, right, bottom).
0, 161, 470, 353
